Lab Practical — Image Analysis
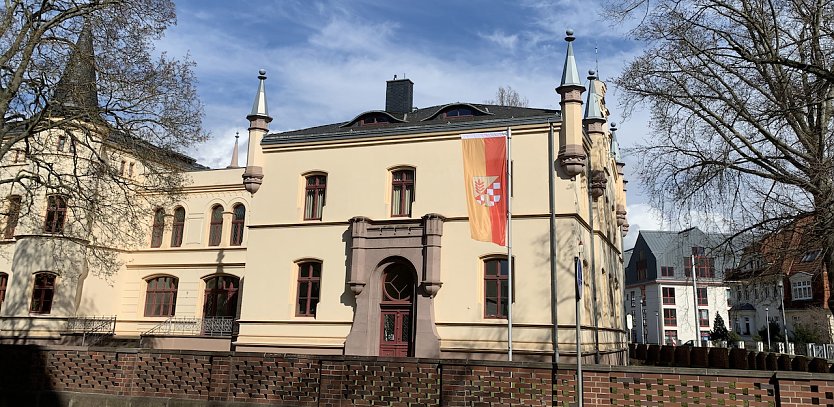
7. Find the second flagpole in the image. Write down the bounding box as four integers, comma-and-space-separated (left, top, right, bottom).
507, 127, 513, 361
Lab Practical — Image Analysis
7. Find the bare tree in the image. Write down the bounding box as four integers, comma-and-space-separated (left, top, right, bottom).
486, 85, 529, 107
604, 0, 834, 312
0, 1, 205, 279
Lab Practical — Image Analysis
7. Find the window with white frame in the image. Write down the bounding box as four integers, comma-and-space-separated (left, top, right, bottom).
792, 279, 812, 300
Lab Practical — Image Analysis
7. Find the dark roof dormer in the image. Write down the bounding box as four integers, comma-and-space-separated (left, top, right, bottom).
340, 110, 407, 128
422, 103, 493, 121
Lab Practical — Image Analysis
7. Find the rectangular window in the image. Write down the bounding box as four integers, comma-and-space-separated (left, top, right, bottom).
304, 175, 326, 220
697, 287, 708, 306
128, 162, 135, 177
4, 195, 21, 239
119, 160, 127, 176
663, 309, 677, 326
297, 262, 321, 316
57, 134, 68, 151
391, 169, 415, 217
661, 266, 674, 277
636, 260, 647, 281
485, 258, 513, 318
12, 149, 25, 163
30, 273, 56, 314
662, 287, 675, 305
630, 293, 635, 308
0, 273, 7, 312
664, 330, 678, 345
44, 195, 67, 234
792, 280, 812, 300
699, 309, 710, 327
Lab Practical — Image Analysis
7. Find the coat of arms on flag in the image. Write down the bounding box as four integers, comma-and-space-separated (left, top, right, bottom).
473, 176, 501, 207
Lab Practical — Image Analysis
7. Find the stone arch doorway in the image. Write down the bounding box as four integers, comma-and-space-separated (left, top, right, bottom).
379, 262, 416, 357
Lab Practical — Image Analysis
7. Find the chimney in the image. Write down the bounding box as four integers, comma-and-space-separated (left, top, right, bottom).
385, 77, 414, 114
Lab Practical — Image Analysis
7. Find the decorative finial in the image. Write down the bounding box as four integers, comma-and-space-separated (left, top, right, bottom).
611, 122, 617, 130
588, 70, 597, 80
566, 29, 575, 42
235, 131, 239, 139
258, 69, 266, 78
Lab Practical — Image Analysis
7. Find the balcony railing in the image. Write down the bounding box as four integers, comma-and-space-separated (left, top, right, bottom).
64, 316, 117, 346
141, 316, 236, 337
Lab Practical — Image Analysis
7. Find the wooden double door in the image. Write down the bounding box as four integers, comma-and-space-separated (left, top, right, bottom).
379, 264, 415, 357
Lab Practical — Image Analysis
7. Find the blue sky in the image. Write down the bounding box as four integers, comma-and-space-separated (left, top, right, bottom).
155, 0, 664, 247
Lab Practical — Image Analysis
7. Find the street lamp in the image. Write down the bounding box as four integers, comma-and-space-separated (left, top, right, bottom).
765, 307, 771, 351
655, 311, 661, 344
777, 281, 789, 353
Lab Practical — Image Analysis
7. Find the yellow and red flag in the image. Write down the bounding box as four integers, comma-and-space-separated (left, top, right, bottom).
461, 131, 508, 246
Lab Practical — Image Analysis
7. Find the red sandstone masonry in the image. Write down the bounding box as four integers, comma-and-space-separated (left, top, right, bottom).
2, 345, 834, 406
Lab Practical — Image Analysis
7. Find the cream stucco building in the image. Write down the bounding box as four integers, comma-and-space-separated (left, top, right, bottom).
0, 31, 630, 363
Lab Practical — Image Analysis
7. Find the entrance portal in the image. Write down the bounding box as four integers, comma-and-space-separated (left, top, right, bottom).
379, 264, 415, 357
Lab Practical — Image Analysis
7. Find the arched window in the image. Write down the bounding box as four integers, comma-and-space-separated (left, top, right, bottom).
4, 195, 21, 239
170, 207, 185, 247
391, 169, 415, 217
30, 272, 57, 314
296, 261, 322, 316
144, 276, 178, 317
44, 195, 67, 234
483, 257, 514, 319
0, 272, 8, 312
304, 174, 326, 220
150, 208, 165, 248
230, 204, 245, 246
208, 205, 224, 246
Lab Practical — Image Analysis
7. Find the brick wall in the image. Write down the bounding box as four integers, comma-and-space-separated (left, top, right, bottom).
2, 345, 834, 406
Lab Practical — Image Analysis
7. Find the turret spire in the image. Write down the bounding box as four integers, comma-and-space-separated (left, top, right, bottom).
584, 70, 604, 121
227, 132, 240, 169
248, 69, 271, 122
51, 22, 100, 119
560, 30, 582, 88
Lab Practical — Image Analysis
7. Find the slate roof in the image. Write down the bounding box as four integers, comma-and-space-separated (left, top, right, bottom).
263, 103, 560, 144
638, 230, 676, 254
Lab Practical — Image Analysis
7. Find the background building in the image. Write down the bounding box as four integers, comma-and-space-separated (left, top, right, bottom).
726, 218, 832, 347
625, 227, 740, 345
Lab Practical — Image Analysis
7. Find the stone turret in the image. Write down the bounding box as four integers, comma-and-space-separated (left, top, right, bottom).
556, 30, 587, 178
242, 70, 272, 194
583, 70, 607, 199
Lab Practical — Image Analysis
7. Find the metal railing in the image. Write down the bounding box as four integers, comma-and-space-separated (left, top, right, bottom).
141, 316, 236, 337
806, 343, 834, 359
64, 316, 117, 346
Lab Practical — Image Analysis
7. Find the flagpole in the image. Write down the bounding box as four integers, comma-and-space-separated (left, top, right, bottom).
507, 127, 514, 361
575, 251, 584, 407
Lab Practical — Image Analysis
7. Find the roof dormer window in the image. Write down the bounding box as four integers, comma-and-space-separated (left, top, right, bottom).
444, 107, 475, 118
800, 250, 821, 262
360, 114, 392, 126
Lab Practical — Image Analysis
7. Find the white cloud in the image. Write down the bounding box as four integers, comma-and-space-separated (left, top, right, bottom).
479, 30, 519, 50
623, 203, 663, 249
